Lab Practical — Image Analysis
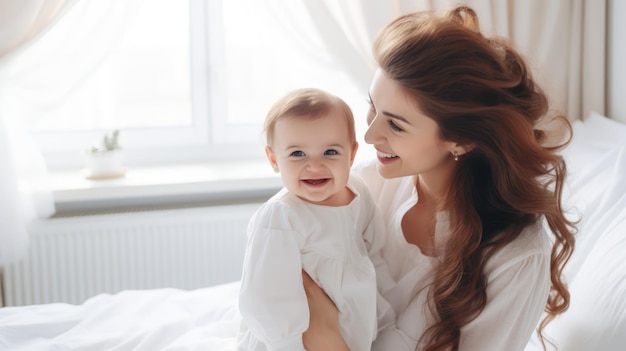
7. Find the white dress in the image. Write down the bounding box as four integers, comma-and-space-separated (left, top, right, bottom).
354, 160, 552, 351
238, 175, 393, 351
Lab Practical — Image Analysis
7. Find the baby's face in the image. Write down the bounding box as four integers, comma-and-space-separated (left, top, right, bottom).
266, 110, 357, 206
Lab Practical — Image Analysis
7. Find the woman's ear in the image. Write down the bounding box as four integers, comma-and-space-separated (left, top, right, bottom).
455, 143, 476, 156
349, 142, 359, 166
265, 146, 279, 173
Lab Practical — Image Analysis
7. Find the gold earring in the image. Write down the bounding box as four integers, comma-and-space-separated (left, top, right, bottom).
453, 151, 459, 161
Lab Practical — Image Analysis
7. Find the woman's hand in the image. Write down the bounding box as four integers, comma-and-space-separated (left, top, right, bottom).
302, 270, 351, 351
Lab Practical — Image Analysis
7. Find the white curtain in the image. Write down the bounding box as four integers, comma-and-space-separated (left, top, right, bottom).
0, 0, 142, 265
0, 0, 77, 266
0, 0, 71, 59
271, 0, 605, 122
465, 0, 606, 122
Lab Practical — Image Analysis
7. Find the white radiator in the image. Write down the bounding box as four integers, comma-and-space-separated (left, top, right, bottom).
1, 203, 259, 307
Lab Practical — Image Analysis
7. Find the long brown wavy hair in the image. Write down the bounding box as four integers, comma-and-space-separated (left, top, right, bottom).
372, 6, 577, 351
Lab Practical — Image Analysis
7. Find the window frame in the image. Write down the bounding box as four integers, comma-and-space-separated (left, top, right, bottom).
32, 0, 265, 171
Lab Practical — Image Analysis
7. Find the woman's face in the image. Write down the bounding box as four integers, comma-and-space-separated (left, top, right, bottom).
364, 69, 456, 179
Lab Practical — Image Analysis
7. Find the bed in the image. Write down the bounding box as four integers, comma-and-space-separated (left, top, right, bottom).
0, 113, 624, 351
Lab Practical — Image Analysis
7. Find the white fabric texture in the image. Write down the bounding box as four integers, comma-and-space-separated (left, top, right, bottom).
0, 282, 243, 351
352, 160, 552, 351
0, 0, 77, 265
238, 175, 388, 351
0, 0, 73, 61
0, 0, 142, 265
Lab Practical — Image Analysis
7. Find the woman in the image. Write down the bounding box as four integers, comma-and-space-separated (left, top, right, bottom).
303, 5, 576, 351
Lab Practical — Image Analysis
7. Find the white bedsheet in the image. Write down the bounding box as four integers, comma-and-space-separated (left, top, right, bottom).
0, 282, 242, 351
525, 113, 626, 351
1, 113, 625, 351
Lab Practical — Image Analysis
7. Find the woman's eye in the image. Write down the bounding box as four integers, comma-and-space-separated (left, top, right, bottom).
324, 149, 339, 156
290, 150, 305, 157
388, 119, 403, 132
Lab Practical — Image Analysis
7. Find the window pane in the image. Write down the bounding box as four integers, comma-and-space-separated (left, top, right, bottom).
26, 0, 192, 133
111, 1, 192, 129
210, 0, 363, 144
18, 0, 366, 166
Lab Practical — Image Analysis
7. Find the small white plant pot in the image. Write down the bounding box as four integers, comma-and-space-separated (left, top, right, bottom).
83, 150, 125, 180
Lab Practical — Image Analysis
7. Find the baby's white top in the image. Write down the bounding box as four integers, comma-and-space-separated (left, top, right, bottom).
238, 175, 383, 351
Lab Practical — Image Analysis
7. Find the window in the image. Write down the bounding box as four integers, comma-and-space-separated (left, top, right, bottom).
20, 0, 364, 169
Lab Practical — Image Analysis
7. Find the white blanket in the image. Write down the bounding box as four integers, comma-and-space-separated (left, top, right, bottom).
0, 282, 242, 351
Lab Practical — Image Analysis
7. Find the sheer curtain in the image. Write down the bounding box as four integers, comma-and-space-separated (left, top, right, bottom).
0, 0, 142, 265
465, 0, 606, 122
0, 0, 77, 266
272, 0, 606, 122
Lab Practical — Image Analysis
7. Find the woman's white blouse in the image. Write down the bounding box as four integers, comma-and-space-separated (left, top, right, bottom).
238, 175, 391, 351
354, 160, 552, 351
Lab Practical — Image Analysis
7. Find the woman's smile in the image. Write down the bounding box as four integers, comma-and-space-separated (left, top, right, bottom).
376, 150, 399, 163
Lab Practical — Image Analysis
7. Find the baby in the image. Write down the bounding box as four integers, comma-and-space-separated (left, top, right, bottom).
237, 88, 393, 351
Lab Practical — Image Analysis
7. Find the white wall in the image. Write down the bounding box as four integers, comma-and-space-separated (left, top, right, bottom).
608, 0, 626, 123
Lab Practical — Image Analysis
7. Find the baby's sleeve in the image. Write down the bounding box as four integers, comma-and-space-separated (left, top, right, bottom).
358, 181, 397, 333
364, 208, 397, 333
239, 212, 309, 351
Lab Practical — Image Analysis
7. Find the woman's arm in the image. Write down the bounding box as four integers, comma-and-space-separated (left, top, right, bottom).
301, 271, 351, 351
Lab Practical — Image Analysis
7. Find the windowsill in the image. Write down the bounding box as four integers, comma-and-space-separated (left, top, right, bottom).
44, 160, 282, 217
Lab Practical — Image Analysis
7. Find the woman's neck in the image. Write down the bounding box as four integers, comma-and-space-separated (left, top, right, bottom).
415, 162, 456, 209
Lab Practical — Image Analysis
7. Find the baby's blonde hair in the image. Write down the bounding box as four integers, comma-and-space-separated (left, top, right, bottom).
264, 88, 356, 147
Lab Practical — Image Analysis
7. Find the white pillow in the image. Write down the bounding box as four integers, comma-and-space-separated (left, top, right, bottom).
526, 113, 626, 351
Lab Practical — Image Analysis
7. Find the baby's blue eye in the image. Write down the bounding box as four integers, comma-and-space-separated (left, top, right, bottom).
324, 149, 339, 156
290, 150, 305, 157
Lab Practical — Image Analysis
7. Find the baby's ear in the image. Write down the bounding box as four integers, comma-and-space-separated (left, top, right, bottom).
265, 146, 279, 173
350, 142, 359, 165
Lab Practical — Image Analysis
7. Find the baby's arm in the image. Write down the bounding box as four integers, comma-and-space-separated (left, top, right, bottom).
239, 223, 309, 351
